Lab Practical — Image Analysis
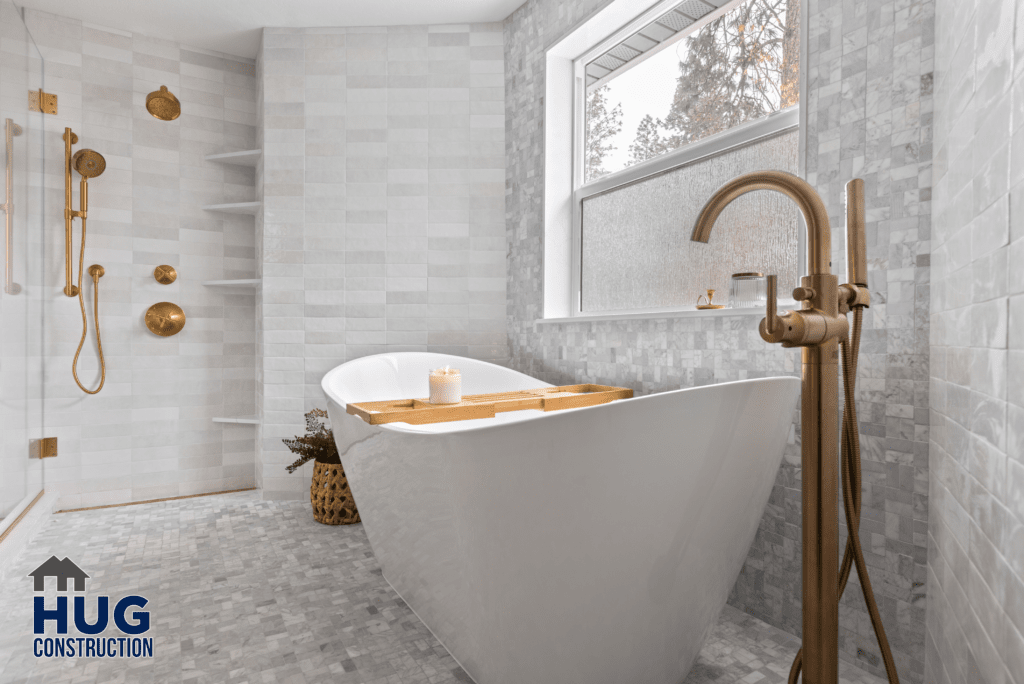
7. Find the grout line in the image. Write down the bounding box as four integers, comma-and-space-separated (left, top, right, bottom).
56, 488, 258, 514
0, 490, 46, 545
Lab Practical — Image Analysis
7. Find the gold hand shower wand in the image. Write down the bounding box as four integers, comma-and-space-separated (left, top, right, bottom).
692, 173, 898, 684
63, 127, 107, 394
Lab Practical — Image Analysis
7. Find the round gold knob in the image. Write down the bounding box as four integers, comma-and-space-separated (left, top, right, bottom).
153, 265, 177, 284
88, 264, 105, 279
145, 302, 186, 337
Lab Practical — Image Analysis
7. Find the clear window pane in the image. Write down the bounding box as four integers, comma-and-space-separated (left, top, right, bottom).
584, 0, 801, 183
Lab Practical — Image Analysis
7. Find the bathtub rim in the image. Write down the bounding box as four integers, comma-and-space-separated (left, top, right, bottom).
322, 355, 801, 436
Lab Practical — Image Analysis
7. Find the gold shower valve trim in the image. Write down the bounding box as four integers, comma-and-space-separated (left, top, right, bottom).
145, 301, 186, 337
154, 265, 177, 284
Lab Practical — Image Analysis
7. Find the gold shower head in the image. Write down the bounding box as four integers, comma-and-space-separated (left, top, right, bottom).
71, 149, 106, 178
146, 85, 180, 121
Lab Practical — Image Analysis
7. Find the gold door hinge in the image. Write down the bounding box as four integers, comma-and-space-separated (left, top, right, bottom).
28, 89, 57, 115
30, 437, 58, 458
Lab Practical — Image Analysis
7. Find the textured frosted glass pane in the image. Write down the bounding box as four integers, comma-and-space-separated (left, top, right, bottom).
580, 129, 799, 313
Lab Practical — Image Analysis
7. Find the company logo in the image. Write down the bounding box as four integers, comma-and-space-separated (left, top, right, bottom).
28, 555, 153, 659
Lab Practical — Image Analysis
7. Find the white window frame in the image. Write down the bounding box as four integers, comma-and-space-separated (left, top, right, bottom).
543, 0, 808, 320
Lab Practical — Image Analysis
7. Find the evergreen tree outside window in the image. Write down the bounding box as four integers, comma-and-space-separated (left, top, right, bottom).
583, 0, 800, 183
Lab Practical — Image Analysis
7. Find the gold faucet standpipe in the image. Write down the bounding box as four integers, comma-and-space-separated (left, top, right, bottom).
3, 118, 23, 295
63, 127, 108, 394
692, 171, 897, 684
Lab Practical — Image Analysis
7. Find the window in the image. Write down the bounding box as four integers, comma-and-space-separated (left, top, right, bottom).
552, 0, 802, 317
581, 0, 801, 182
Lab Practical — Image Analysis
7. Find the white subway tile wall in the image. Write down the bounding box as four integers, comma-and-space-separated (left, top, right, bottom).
504, 0, 933, 679
257, 26, 508, 499
23, 10, 258, 510
928, 0, 1024, 681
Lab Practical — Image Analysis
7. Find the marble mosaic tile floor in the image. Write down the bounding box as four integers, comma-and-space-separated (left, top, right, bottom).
0, 492, 884, 684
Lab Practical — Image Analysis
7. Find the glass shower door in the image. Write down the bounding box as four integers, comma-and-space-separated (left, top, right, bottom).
0, 0, 46, 532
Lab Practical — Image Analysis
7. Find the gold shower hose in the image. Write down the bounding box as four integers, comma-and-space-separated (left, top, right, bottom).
788, 306, 899, 683
71, 215, 105, 395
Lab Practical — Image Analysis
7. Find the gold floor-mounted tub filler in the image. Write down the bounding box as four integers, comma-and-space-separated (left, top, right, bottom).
63, 127, 108, 395
144, 301, 186, 337
145, 86, 180, 121
692, 172, 898, 684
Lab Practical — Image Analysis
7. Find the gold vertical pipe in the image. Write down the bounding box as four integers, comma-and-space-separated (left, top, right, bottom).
800, 342, 840, 683
62, 127, 77, 297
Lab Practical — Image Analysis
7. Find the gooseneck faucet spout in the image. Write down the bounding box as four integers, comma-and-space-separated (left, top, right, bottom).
690, 171, 898, 684
691, 171, 832, 275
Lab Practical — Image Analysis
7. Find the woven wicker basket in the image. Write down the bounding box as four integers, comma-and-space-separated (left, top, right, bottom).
310, 461, 360, 525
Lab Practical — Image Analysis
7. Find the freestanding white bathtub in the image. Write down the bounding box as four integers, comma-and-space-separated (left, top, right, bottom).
322, 352, 800, 684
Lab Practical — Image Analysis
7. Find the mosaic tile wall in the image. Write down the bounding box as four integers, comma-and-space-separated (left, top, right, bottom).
927, 0, 1024, 681
257, 26, 508, 500
504, 0, 934, 679
22, 9, 259, 509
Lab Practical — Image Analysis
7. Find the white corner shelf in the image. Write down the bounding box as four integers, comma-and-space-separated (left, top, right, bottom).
205, 149, 261, 166
202, 279, 261, 288
212, 416, 260, 425
203, 201, 260, 215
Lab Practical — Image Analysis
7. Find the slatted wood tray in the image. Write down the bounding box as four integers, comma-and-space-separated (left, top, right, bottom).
346, 384, 633, 425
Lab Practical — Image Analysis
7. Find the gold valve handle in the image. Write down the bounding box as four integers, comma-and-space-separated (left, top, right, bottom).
765, 275, 777, 334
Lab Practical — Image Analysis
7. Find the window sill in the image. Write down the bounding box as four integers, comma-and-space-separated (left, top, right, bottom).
534, 301, 796, 327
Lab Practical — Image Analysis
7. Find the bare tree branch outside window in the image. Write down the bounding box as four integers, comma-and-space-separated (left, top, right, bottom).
584, 86, 623, 182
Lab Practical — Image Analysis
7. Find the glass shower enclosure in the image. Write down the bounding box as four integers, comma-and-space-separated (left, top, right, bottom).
0, 0, 47, 538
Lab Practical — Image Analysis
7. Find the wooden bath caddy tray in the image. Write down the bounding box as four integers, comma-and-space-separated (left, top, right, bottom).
347, 384, 634, 426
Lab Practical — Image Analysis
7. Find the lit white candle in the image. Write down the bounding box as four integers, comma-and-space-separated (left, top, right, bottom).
429, 366, 462, 404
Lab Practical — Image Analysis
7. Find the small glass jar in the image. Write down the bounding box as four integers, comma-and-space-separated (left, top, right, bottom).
729, 272, 767, 309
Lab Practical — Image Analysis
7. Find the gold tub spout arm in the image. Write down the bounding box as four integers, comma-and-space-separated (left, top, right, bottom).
691, 170, 832, 276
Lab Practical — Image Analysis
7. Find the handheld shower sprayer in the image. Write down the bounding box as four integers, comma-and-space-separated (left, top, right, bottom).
63, 127, 107, 394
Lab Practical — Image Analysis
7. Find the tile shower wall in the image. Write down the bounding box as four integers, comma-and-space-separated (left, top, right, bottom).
927, 0, 1024, 681
257, 25, 507, 500
504, 0, 933, 679
23, 10, 258, 510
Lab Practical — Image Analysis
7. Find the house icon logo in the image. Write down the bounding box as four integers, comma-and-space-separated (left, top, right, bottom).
27, 556, 154, 659
28, 556, 90, 592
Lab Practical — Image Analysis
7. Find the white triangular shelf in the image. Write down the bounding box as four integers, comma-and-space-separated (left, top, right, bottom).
205, 149, 261, 166
212, 416, 260, 425
203, 201, 260, 215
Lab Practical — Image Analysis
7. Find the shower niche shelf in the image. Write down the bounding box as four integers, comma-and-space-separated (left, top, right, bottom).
204, 147, 261, 440
203, 201, 260, 215
212, 416, 260, 425
202, 279, 260, 288
204, 149, 261, 167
